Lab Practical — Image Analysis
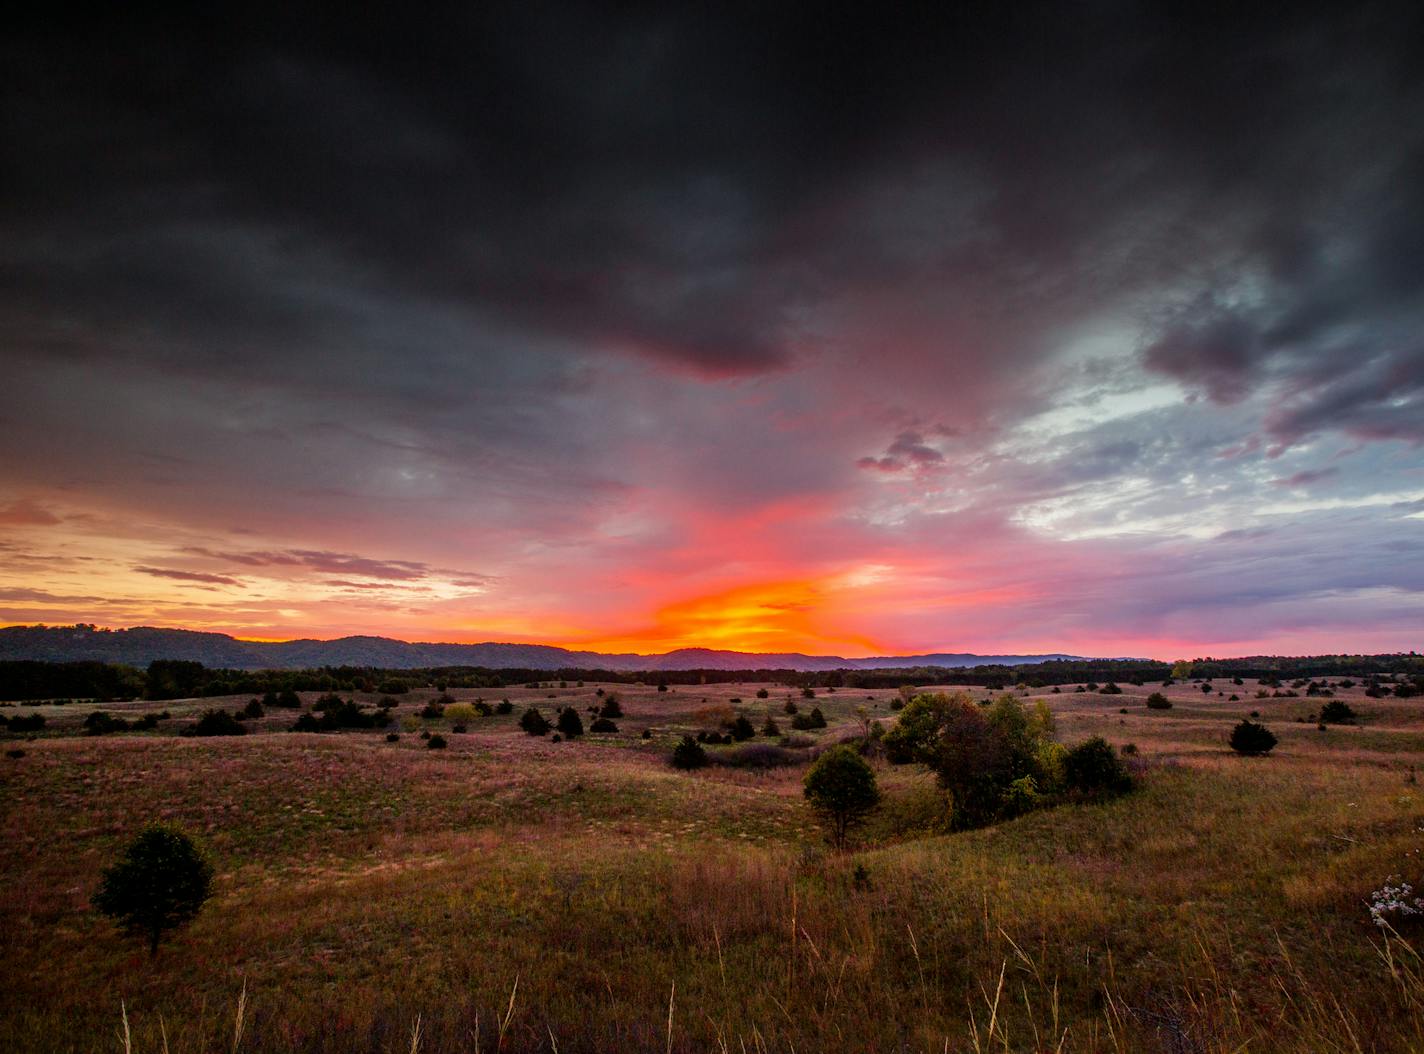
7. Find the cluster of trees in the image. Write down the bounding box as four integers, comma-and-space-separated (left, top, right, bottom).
884, 693, 1133, 829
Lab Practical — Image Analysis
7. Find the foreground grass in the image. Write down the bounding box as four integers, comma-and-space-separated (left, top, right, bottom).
3, 680, 1423, 1051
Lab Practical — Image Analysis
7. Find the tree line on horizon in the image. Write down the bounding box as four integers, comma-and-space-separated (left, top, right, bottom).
0, 653, 1420, 703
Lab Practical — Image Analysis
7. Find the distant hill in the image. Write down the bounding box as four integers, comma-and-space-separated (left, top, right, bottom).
0, 624, 1085, 672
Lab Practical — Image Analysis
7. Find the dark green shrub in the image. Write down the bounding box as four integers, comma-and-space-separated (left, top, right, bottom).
801, 687, 816, 699
600, 695, 624, 718
85, 711, 132, 735
756, 688, 769, 699
557, 707, 584, 738
1230, 720, 1277, 755
240, 698, 265, 719
92, 824, 213, 956
761, 714, 781, 736
474, 701, 493, 716
427, 734, 447, 749
1319, 700, 1357, 724
671, 735, 708, 770
1145, 693, 1172, 710
729, 715, 756, 741
520, 708, 550, 736
641, 728, 652, 739
1099, 682, 1122, 695
451, 723, 467, 733
385, 732, 400, 742
790, 712, 815, 730
1063, 736, 1133, 796
496, 699, 513, 715
4, 713, 45, 733
419, 700, 446, 719
183, 709, 246, 737
803, 745, 880, 848
590, 717, 618, 733
376, 680, 409, 695
783, 698, 799, 715
276, 689, 301, 708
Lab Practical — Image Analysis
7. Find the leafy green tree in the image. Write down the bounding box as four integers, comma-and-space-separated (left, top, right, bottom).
803, 746, 880, 849
93, 825, 213, 956
882, 692, 956, 764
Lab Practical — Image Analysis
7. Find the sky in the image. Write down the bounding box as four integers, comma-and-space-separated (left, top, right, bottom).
2, 4, 1423, 659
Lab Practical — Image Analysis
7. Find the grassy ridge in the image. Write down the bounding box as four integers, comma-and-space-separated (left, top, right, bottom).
3, 680, 1423, 1051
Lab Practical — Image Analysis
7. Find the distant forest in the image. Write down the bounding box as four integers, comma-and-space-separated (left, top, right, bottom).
2, 654, 1421, 702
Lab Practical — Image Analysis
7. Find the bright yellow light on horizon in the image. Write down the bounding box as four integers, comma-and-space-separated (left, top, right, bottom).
557, 576, 886, 656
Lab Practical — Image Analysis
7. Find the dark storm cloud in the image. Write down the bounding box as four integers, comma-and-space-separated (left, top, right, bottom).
4, 2, 1420, 399
3, 2, 1424, 651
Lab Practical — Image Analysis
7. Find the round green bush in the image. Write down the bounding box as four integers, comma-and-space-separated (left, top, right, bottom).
1229, 720, 1277, 756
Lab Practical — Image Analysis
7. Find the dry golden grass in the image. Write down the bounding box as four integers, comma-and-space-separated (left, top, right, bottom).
3, 677, 1423, 1051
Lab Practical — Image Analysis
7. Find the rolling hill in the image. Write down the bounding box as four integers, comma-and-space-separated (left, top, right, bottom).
0, 624, 1084, 671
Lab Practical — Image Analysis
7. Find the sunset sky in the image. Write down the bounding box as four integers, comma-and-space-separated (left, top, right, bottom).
3, 5, 1422, 658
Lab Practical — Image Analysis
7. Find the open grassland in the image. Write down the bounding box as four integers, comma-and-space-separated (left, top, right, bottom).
4, 678, 1424, 1052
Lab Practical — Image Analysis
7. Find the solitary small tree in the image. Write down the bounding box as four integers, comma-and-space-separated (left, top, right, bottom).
93, 825, 213, 956
520, 707, 550, 736
803, 746, 880, 849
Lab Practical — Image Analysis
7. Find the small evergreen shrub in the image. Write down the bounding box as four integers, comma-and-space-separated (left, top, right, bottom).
520, 708, 550, 736
557, 707, 584, 738
1145, 693, 1172, 710
590, 717, 618, 733
427, 734, 447, 749
671, 735, 708, 770
1319, 700, 1357, 724
729, 715, 756, 741
1230, 720, 1277, 755
183, 709, 247, 737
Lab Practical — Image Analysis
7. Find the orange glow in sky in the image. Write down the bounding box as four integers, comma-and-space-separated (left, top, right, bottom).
557, 577, 886, 655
